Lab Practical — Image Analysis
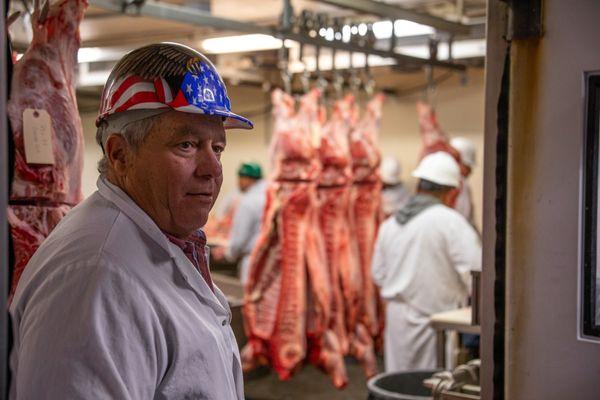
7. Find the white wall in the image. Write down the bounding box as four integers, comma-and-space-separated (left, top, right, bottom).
80, 68, 485, 226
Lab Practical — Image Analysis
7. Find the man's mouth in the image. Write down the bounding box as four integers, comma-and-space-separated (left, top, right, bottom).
186, 192, 213, 201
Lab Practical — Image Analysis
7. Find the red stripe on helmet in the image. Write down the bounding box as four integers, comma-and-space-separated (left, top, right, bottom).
114, 91, 161, 113
109, 75, 145, 109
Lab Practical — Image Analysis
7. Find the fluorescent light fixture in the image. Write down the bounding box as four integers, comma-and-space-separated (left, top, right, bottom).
78, 47, 126, 63
201, 34, 296, 54
394, 19, 435, 37
396, 39, 486, 60
372, 21, 393, 39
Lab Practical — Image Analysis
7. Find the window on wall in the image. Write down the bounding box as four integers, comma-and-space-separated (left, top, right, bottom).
581, 73, 600, 341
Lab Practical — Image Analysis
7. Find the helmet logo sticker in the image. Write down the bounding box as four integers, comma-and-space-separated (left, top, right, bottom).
203, 88, 215, 102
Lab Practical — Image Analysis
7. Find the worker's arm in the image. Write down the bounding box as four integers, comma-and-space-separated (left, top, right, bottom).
371, 220, 391, 287
11, 259, 163, 399
446, 215, 482, 291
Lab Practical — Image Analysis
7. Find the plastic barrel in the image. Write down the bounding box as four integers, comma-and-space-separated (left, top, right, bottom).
366, 370, 439, 400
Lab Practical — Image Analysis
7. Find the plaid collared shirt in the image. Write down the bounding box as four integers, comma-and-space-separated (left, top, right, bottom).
163, 230, 214, 293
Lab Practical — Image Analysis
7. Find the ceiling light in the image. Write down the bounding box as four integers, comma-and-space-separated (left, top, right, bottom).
201, 34, 296, 54
358, 23, 368, 36
351, 25, 359, 35
394, 19, 435, 37
342, 25, 351, 42
325, 27, 335, 41
319, 27, 327, 37
372, 21, 393, 39
396, 39, 486, 60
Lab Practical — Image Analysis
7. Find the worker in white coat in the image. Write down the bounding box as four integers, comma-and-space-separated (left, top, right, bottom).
371, 151, 481, 372
226, 162, 267, 284
450, 137, 477, 226
380, 155, 411, 217
9, 43, 253, 399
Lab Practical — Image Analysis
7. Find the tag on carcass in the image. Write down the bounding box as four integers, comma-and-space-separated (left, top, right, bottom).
23, 108, 55, 165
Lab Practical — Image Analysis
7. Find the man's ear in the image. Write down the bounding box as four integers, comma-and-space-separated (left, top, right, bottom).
105, 134, 131, 176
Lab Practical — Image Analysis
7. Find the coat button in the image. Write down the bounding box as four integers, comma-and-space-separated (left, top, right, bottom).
222, 319, 227, 326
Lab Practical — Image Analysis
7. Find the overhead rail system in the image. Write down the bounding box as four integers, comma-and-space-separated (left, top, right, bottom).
88, 0, 480, 72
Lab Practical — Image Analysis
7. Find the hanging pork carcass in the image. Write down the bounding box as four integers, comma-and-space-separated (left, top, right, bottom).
7, 0, 87, 295
416, 101, 462, 165
242, 89, 339, 384
346, 94, 385, 378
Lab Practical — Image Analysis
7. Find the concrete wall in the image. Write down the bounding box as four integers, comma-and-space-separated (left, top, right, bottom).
504, 0, 600, 398
80, 69, 485, 226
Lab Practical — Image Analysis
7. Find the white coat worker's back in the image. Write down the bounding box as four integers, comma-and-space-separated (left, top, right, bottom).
372, 204, 481, 316
372, 202, 481, 372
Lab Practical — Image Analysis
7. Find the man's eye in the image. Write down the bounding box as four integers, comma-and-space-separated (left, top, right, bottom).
213, 145, 225, 154
179, 141, 195, 150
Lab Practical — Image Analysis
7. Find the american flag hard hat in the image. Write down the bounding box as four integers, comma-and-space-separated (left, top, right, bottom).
96, 42, 253, 130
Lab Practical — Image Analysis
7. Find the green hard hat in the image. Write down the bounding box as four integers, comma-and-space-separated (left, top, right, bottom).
238, 162, 262, 179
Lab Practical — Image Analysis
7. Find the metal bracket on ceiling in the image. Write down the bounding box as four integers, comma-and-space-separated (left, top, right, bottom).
501, 0, 543, 40
120, 0, 145, 14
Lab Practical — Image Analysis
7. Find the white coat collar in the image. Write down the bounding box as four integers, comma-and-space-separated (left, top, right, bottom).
97, 176, 175, 258
97, 176, 231, 317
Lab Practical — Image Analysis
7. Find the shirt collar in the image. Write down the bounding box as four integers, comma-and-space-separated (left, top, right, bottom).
96, 176, 176, 258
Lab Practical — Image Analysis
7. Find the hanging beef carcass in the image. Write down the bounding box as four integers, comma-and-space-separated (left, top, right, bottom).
7, 0, 87, 294
242, 89, 340, 384
346, 94, 386, 378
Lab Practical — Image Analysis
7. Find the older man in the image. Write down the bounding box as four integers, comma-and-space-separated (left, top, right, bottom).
9, 43, 252, 399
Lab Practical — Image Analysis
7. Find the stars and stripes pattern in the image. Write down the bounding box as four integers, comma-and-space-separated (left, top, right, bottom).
97, 61, 252, 129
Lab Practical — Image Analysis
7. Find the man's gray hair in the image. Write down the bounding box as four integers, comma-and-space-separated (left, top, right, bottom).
95, 114, 161, 175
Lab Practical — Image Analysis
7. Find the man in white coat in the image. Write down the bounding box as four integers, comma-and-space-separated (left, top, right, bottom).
371, 151, 481, 372
226, 162, 267, 284
9, 43, 253, 399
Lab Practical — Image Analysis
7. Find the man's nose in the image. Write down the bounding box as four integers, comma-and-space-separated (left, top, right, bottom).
195, 145, 222, 179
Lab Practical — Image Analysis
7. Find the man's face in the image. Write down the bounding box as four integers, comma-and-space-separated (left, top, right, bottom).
238, 176, 255, 192
123, 111, 226, 238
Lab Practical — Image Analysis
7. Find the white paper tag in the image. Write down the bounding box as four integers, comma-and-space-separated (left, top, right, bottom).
23, 108, 55, 165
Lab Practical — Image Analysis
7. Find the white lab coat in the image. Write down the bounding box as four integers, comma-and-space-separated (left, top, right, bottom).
381, 184, 411, 217
227, 179, 267, 284
371, 204, 481, 372
10, 177, 244, 400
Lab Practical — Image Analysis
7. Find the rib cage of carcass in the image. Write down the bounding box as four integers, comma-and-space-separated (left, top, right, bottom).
7, 0, 87, 296
242, 89, 385, 388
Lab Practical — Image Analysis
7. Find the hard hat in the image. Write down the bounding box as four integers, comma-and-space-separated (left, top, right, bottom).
380, 156, 402, 185
412, 151, 461, 188
450, 137, 476, 167
96, 42, 253, 130
238, 162, 262, 179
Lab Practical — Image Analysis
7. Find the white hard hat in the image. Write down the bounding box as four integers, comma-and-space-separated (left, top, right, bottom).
380, 156, 402, 185
450, 137, 476, 167
412, 151, 461, 188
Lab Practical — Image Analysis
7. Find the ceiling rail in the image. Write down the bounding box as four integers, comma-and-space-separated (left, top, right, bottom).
88, 0, 466, 71
309, 0, 471, 35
